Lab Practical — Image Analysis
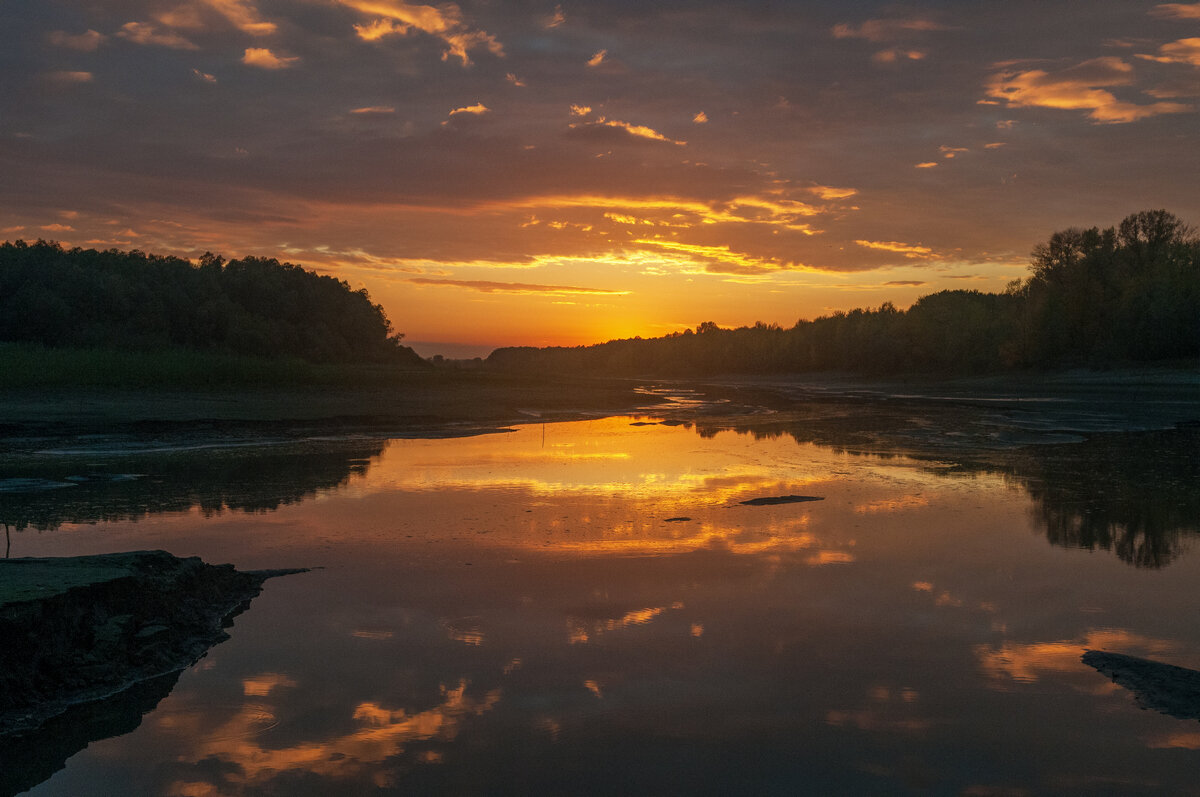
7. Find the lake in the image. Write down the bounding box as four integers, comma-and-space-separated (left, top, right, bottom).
4, 385, 1200, 795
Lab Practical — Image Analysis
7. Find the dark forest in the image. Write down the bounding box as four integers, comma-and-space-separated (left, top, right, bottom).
0, 242, 423, 367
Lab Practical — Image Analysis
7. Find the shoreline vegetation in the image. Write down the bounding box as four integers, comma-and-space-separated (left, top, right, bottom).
487, 210, 1199, 377
0, 210, 1195, 438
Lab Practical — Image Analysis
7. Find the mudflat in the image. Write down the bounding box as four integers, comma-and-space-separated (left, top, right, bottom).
0, 372, 661, 439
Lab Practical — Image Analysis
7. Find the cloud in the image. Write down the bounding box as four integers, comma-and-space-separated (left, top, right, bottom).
568, 118, 686, 146
1151, 3, 1200, 20
351, 106, 395, 114
855, 240, 934, 258
242, 47, 299, 69
192, 69, 217, 83
570, 104, 592, 117
203, 0, 277, 35
545, 5, 566, 28
1138, 37, 1200, 66
872, 49, 925, 64
40, 223, 74, 232
632, 239, 794, 275
832, 19, 949, 42
506, 72, 525, 87
47, 29, 106, 51
939, 145, 968, 158
883, 280, 926, 286
692, 111, 708, 124
588, 49, 607, 67
44, 70, 93, 85
117, 21, 199, 50
985, 57, 1192, 122
807, 185, 858, 200
407, 277, 628, 295
448, 103, 489, 117
338, 0, 504, 66
915, 161, 938, 168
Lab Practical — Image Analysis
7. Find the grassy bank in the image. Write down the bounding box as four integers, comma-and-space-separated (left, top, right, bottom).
0, 343, 426, 389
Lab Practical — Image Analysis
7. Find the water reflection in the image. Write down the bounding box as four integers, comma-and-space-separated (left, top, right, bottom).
10, 411, 1200, 795
999, 429, 1200, 568
688, 414, 1200, 568
157, 678, 501, 795
0, 438, 384, 539
0, 672, 181, 796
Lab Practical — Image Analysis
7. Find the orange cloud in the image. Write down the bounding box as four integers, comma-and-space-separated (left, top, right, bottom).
47, 29, 106, 51
192, 68, 217, 83
448, 102, 489, 117
915, 161, 938, 168
1137, 37, 1200, 66
692, 111, 709, 124
204, 0, 277, 35
351, 105, 395, 114
242, 47, 299, 69
633, 239, 789, 275
1152, 3, 1200, 20
588, 49, 607, 67
855, 240, 934, 258
117, 21, 198, 49
872, 49, 925, 64
496, 194, 819, 230
598, 118, 684, 145
506, 72, 525, 87
832, 18, 949, 42
545, 4, 566, 28
407, 278, 628, 295
985, 57, 1192, 123
807, 185, 858, 200
569, 104, 592, 116
338, 0, 503, 66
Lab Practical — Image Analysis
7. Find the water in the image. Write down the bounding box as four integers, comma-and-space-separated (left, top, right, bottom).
4, 407, 1200, 795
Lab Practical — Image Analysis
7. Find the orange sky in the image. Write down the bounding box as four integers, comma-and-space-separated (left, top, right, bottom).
4, 1, 1200, 356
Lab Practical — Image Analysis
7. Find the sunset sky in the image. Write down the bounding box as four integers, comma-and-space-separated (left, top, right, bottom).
4, 1, 1200, 356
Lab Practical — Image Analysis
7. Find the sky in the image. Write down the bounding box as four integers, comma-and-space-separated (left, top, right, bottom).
3, 1, 1200, 356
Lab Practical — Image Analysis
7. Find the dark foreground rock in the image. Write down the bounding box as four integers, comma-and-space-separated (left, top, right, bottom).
0, 550, 305, 737
1083, 650, 1200, 721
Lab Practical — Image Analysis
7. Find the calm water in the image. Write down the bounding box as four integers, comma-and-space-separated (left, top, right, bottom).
5, 405, 1200, 795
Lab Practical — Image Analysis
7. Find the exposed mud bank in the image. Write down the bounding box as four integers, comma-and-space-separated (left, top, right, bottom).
0, 550, 304, 737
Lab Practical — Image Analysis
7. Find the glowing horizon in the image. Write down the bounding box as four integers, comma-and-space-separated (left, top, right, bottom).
4, 1, 1199, 352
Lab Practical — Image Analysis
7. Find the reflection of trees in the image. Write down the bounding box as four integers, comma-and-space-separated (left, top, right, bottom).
1001, 429, 1200, 568
0, 439, 385, 533
688, 410, 1200, 569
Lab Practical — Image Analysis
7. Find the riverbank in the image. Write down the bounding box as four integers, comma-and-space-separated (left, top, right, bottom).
1, 366, 1196, 453
0, 551, 304, 736
0, 371, 661, 444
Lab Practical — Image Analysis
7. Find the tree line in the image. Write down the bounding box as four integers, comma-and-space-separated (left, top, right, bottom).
488, 210, 1200, 375
0, 240, 424, 366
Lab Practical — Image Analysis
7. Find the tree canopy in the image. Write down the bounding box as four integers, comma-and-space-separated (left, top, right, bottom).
0, 241, 424, 366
